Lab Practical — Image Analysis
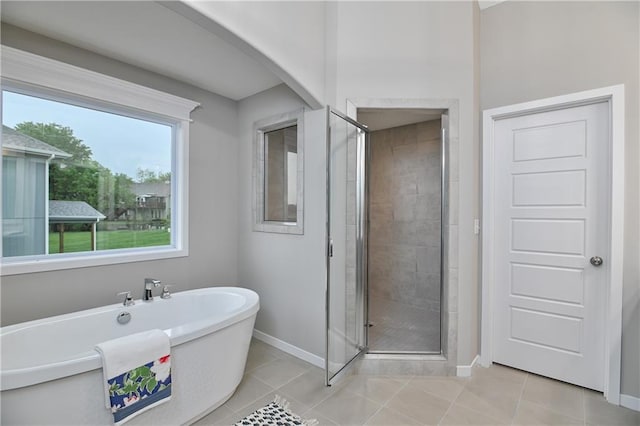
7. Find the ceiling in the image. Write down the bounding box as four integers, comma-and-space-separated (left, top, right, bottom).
0, 1, 283, 101
357, 108, 444, 132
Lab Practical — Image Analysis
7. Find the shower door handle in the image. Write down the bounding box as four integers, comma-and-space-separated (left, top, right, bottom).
328, 238, 334, 258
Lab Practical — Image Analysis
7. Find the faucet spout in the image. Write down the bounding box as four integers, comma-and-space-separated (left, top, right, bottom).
143, 278, 161, 301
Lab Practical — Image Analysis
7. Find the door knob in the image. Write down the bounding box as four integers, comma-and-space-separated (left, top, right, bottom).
590, 256, 603, 267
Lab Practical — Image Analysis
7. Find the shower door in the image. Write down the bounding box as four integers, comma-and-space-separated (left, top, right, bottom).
325, 107, 369, 386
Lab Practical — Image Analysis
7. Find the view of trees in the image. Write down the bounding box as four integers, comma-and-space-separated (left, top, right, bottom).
136, 168, 171, 184
14, 122, 169, 220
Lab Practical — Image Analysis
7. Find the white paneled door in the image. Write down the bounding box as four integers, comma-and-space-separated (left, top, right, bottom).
492, 101, 609, 391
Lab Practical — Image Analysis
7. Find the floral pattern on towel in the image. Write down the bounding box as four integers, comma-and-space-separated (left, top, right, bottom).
107, 355, 172, 413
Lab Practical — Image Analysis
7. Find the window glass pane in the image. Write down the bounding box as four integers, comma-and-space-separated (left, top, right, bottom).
2, 156, 47, 256
2, 90, 173, 258
2, 157, 17, 219
263, 125, 297, 223
287, 151, 297, 214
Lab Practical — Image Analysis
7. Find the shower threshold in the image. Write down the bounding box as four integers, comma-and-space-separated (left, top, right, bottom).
364, 352, 445, 360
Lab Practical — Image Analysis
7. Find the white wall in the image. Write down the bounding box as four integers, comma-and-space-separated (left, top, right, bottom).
326, 1, 481, 365
480, 1, 640, 399
0, 25, 240, 325
181, 0, 326, 108
236, 85, 327, 357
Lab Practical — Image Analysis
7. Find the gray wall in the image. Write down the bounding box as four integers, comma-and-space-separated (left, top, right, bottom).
0, 25, 240, 325
480, 1, 640, 399
236, 85, 327, 357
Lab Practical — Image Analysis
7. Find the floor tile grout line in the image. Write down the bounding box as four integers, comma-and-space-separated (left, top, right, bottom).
228, 387, 275, 415
271, 370, 330, 412
271, 388, 315, 418
244, 357, 313, 382
354, 393, 390, 425
306, 385, 379, 425
345, 374, 414, 405
436, 378, 466, 425
515, 372, 588, 423
439, 390, 510, 426
306, 373, 415, 425
510, 372, 529, 426
516, 398, 587, 424
582, 387, 587, 426
244, 371, 277, 391
356, 375, 417, 425
379, 374, 415, 410
299, 371, 359, 419
261, 366, 314, 392
408, 375, 470, 402
243, 355, 279, 374
225, 371, 281, 417
375, 374, 443, 425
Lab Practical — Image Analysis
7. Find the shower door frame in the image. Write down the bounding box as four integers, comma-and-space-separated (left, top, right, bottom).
327, 97, 460, 380
325, 106, 370, 386
364, 111, 448, 356
345, 98, 459, 374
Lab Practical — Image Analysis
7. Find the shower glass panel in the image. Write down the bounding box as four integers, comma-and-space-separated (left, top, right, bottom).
325, 107, 368, 385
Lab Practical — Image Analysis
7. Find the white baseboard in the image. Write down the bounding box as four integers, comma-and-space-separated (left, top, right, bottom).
620, 394, 640, 412
252, 329, 324, 369
456, 355, 479, 377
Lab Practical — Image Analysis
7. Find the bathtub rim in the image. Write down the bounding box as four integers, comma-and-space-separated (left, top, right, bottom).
0, 286, 259, 391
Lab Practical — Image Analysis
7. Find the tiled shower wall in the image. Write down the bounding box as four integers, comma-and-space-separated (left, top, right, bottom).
368, 119, 442, 352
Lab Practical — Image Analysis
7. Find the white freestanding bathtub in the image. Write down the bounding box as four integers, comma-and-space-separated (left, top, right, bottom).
1, 287, 259, 425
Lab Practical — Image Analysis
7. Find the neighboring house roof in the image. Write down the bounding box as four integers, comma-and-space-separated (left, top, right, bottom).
132, 182, 171, 197
2, 125, 72, 159
49, 200, 106, 223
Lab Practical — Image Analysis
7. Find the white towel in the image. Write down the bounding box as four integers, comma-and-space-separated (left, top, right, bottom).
95, 329, 172, 425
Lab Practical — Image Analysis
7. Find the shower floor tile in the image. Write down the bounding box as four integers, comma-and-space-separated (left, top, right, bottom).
368, 294, 440, 352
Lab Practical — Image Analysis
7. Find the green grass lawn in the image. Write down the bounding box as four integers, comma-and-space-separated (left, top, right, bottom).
49, 229, 171, 254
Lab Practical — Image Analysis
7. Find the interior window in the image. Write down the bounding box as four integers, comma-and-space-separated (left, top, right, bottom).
253, 108, 304, 235
264, 125, 298, 223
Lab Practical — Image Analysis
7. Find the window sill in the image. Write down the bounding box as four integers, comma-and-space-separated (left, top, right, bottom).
253, 222, 304, 235
0, 247, 189, 276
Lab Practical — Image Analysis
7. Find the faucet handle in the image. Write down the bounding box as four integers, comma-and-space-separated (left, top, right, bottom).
144, 278, 161, 288
161, 285, 174, 299
117, 291, 135, 306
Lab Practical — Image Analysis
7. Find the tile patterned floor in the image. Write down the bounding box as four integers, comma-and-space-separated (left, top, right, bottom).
193, 339, 640, 426
368, 295, 441, 353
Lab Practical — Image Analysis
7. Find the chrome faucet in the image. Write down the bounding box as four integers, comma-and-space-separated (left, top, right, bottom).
117, 291, 135, 306
143, 278, 161, 301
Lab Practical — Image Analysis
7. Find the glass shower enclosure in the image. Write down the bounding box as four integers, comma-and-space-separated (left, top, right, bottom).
325, 107, 369, 386
325, 106, 448, 384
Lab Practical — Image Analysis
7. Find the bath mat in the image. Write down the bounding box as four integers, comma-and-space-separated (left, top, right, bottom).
234, 396, 318, 426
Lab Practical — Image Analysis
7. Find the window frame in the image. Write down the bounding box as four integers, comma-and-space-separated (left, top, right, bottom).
253, 109, 304, 235
0, 46, 199, 276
